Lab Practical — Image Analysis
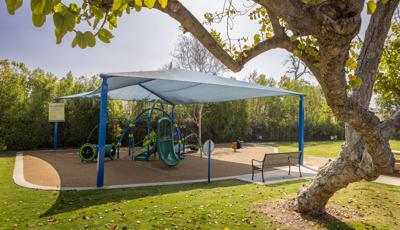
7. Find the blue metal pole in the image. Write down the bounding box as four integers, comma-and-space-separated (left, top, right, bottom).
53, 122, 58, 150
298, 95, 305, 165
97, 76, 108, 188
128, 135, 132, 157
207, 140, 211, 183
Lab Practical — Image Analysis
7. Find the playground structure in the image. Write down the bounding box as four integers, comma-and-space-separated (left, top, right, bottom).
78, 102, 203, 167
58, 69, 305, 188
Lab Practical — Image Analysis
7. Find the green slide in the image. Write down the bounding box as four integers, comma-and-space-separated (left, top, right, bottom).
157, 117, 180, 167
134, 145, 156, 161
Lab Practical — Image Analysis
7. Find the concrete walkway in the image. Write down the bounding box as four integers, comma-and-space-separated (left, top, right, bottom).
238, 165, 317, 184
303, 155, 400, 187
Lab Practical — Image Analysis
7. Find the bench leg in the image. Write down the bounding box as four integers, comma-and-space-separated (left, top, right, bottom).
299, 165, 302, 177
261, 169, 264, 183
288, 164, 291, 175
252, 168, 254, 181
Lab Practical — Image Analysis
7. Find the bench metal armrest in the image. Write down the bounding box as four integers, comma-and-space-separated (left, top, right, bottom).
252, 159, 263, 165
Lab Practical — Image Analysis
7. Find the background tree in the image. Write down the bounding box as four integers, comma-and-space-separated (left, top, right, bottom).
284, 55, 311, 80
375, 13, 400, 118
247, 72, 343, 142
5, 0, 400, 217
170, 34, 226, 142
0, 59, 343, 149
0, 60, 125, 150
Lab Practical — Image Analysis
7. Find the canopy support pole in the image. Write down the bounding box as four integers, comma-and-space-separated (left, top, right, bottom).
207, 140, 211, 183
53, 99, 59, 150
53, 122, 58, 150
97, 76, 108, 188
298, 95, 304, 165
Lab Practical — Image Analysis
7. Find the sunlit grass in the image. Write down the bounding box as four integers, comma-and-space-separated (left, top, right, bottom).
268, 140, 400, 159
0, 153, 399, 229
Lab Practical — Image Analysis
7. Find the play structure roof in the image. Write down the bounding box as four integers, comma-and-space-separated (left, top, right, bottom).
59, 69, 303, 104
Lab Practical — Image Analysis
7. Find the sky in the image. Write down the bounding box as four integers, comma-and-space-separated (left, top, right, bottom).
0, 1, 369, 81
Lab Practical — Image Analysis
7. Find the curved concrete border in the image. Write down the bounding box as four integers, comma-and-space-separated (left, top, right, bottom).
13, 152, 317, 191
13, 152, 59, 190
11, 152, 254, 191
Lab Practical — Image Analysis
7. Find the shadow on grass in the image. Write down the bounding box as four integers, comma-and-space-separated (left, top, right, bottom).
41, 179, 247, 217
269, 178, 310, 187
0, 152, 17, 157
261, 198, 354, 230
300, 212, 354, 230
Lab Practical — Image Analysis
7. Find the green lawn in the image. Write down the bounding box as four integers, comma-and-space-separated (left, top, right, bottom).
269, 140, 400, 158
1, 153, 400, 229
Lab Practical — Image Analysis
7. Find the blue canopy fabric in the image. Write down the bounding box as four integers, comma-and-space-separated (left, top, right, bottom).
59, 69, 303, 104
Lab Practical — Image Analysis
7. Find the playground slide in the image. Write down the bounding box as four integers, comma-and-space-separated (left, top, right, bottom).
134, 145, 156, 161
158, 139, 180, 167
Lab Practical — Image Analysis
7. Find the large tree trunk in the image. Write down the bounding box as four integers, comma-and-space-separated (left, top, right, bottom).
155, 0, 400, 217
293, 138, 377, 215
291, 0, 400, 216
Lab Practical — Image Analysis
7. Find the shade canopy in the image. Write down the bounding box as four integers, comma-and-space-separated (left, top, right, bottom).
59, 69, 303, 105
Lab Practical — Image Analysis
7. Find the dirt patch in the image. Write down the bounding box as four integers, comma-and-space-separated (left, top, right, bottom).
259, 200, 361, 229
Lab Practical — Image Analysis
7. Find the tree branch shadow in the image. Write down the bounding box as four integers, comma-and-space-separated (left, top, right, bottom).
299, 212, 355, 230
41, 179, 247, 217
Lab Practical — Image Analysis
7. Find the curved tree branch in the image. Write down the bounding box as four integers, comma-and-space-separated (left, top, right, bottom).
352, 0, 400, 107
155, 0, 242, 72
155, 0, 317, 73
381, 110, 400, 139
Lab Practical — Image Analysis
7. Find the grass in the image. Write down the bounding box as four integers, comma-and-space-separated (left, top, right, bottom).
1, 153, 400, 229
268, 140, 400, 158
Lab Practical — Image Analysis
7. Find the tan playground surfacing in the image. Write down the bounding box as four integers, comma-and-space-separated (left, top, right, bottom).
21, 143, 278, 188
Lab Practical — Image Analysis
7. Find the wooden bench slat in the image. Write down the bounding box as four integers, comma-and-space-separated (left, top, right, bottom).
251, 151, 302, 182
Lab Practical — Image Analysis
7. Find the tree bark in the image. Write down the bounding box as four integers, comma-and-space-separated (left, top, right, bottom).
154, 0, 400, 216
292, 0, 400, 216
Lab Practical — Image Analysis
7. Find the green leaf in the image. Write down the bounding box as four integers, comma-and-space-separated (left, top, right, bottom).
72, 31, 87, 49
42, 0, 53, 14
367, 0, 377, 14
144, 0, 156, 9
53, 12, 63, 29
83, 31, 96, 47
5, 0, 23, 15
254, 34, 260, 45
348, 74, 362, 88
55, 28, 67, 44
53, 11, 76, 33
112, 0, 123, 11
381, 0, 389, 4
157, 0, 168, 8
293, 49, 301, 57
69, 3, 79, 13
98, 28, 113, 43
31, 0, 47, 15
72, 32, 80, 48
32, 14, 46, 27
135, 0, 143, 7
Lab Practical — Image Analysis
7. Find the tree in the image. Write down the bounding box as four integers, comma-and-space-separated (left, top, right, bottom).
6, 0, 400, 216
170, 34, 226, 142
375, 14, 400, 117
247, 72, 344, 142
284, 55, 311, 80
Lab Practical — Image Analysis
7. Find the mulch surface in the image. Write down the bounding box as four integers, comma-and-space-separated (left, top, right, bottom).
22, 144, 275, 187
259, 200, 361, 229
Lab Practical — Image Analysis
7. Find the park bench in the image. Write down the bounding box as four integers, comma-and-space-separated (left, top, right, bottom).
251, 152, 302, 182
